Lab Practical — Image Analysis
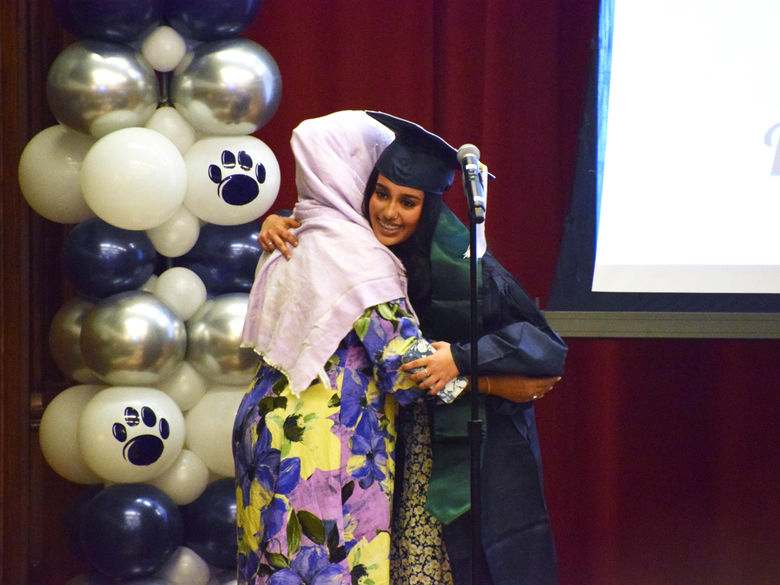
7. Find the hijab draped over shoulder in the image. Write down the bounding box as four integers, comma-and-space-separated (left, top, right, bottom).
242, 110, 412, 395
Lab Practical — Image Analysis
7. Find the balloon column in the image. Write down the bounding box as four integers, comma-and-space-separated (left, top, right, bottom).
23, 2, 280, 583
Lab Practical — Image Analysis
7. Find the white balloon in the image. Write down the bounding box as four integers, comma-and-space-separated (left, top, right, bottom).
145, 106, 197, 154
183, 136, 280, 225
81, 127, 187, 230
185, 389, 245, 477
18, 125, 95, 223
148, 449, 210, 505
39, 384, 104, 484
140, 274, 158, 292
78, 386, 185, 483
157, 361, 207, 412
141, 26, 187, 72
146, 205, 201, 257
155, 546, 210, 585
207, 469, 229, 483
153, 266, 207, 321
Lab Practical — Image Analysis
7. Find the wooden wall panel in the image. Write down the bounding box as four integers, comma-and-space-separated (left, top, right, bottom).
1, 2, 82, 584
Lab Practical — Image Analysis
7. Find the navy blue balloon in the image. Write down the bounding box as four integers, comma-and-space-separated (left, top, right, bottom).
63, 218, 157, 300
49, 0, 81, 37
80, 483, 183, 580
174, 221, 260, 295
50, 0, 163, 42
182, 478, 237, 569
164, 0, 263, 41
63, 484, 104, 561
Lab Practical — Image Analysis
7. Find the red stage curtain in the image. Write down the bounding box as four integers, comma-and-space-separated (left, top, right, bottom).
251, 2, 780, 584
244, 2, 780, 585
245, 0, 596, 296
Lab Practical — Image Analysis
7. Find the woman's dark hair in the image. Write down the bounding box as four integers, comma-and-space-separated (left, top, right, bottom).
362, 167, 442, 315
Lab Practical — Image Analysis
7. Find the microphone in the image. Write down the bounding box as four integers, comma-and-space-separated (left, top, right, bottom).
457, 144, 485, 222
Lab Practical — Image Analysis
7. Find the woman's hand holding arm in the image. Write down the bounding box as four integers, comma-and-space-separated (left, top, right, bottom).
402, 341, 561, 403
401, 341, 460, 395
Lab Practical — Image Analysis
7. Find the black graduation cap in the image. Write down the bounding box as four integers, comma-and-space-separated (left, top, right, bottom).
367, 111, 459, 195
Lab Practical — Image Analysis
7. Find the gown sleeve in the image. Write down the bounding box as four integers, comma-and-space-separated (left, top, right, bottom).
448, 254, 568, 377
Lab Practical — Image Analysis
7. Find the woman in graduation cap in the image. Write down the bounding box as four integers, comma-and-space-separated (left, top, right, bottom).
235, 110, 470, 585
260, 110, 568, 585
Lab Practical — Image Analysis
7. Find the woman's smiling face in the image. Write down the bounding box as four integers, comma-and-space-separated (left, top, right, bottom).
368, 173, 425, 246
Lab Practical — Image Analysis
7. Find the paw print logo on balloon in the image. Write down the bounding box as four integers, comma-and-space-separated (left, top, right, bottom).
78, 387, 184, 483
184, 136, 280, 225
208, 150, 266, 206
112, 405, 170, 466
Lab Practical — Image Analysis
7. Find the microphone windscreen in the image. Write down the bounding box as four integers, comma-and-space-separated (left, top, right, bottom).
456, 143, 480, 164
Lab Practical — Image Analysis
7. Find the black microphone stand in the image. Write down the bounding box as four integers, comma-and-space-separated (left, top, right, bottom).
464, 164, 485, 585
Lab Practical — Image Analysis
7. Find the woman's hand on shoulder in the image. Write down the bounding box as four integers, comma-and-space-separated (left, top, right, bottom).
258, 214, 301, 260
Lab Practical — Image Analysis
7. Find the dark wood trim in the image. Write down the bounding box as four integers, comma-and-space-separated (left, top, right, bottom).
2, 2, 82, 584
2, 2, 34, 581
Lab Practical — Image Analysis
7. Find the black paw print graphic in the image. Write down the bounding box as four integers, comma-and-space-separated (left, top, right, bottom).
112, 405, 170, 466
208, 150, 267, 206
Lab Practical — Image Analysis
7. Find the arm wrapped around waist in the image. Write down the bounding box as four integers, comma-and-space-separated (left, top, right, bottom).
473, 374, 561, 403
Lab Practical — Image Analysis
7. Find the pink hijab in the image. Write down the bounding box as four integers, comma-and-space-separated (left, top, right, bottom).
241, 110, 412, 395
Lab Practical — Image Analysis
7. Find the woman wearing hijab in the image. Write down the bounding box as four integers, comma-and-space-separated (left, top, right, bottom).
234, 110, 461, 585
260, 111, 568, 585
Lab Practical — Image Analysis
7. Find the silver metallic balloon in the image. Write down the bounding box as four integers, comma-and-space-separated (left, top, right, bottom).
47, 40, 160, 137
80, 291, 187, 385
170, 38, 282, 135
49, 297, 99, 383
186, 293, 259, 384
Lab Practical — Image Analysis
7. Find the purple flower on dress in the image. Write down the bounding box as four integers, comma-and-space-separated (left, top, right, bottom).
373, 353, 401, 393
361, 314, 396, 354
339, 370, 366, 428
340, 369, 383, 429
348, 411, 387, 489
342, 343, 368, 370
262, 457, 301, 540
238, 546, 261, 584
236, 423, 280, 509
268, 545, 344, 585
398, 312, 418, 338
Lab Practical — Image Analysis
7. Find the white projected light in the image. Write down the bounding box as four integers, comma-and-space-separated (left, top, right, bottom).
592, 0, 780, 293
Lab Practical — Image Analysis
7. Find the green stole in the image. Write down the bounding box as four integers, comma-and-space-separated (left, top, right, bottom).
421, 205, 485, 525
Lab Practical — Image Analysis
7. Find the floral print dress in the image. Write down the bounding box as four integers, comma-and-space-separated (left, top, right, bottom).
233, 300, 426, 585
